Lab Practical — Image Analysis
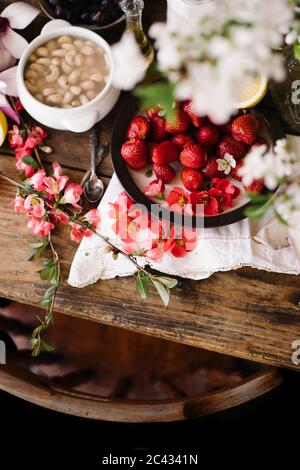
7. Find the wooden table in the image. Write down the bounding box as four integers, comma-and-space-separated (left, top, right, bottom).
1, 0, 300, 372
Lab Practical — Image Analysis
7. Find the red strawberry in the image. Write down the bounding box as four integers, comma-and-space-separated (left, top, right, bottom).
148, 142, 158, 159
230, 160, 244, 182
183, 100, 202, 128
180, 143, 207, 169
197, 124, 220, 148
121, 138, 148, 170
181, 168, 203, 191
218, 136, 247, 160
150, 115, 168, 142
172, 133, 194, 149
165, 110, 190, 134
202, 159, 223, 179
231, 114, 261, 145
244, 178, 264, 194
152, 141, 179, 164
153, 163, 176, 184
127, 115, 150, 140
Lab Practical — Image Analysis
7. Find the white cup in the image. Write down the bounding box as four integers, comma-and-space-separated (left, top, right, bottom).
16, 19, 120, 132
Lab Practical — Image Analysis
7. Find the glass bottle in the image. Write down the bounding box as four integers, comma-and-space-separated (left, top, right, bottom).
121, 0, 154, 65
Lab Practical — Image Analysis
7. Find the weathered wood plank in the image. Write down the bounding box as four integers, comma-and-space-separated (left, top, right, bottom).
1, 156, 300, 370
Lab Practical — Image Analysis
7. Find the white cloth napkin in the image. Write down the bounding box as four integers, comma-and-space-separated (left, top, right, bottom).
68, 135, 300, 288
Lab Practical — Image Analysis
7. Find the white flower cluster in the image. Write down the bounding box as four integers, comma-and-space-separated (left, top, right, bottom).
149, 0, 293, 124
239, 138, 300, 225
111, 32, 147, 91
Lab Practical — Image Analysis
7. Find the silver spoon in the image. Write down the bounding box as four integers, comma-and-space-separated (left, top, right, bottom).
80, 142, 110, 188
83, 126, 106, 203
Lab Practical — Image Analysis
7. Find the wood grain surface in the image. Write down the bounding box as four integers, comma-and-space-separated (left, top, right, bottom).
1, 0, 300, 371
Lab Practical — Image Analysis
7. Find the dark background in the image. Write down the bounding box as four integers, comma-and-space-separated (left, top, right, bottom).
1, 369, 300, 465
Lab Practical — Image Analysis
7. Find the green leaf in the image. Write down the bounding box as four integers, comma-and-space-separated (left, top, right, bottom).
294, 43, 300, 62
37, 299, 52, 308
151, 279, 170, 307
153, 276, 178, 289
134, 82, 175, 121
39, 268, 50, 281
244, 203, 269, 219
44, 285, 56, 299
246, 193, 269, 204
27, 248, 37, 261
22, 156, 39, 169
274, 209, 288, 226
42, 341, 55, 353
29, 242, 45, 249
136, 272, 149, 299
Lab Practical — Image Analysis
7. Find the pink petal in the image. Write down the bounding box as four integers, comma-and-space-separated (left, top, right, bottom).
0, 93, 20, 123
1, 28, 29, 59
0, 44, 16, 72
2, 2, 39, 29
0, 66, 18, 96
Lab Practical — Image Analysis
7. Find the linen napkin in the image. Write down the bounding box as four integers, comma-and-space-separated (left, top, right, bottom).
68, 135, 300, 288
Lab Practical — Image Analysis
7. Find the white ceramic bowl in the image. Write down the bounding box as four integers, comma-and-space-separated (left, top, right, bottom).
16, 20, 120, 132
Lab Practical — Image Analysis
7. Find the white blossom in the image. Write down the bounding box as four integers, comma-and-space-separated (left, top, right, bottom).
150, 0, 293, 123
217, 154, 236, 175
240, 139, 300, 190
111, 32, 147, 91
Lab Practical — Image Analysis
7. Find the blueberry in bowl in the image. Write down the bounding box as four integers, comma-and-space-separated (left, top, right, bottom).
39, 0, 125, 31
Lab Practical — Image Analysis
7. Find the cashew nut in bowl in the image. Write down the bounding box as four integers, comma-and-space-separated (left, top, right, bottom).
36, 58, 51, 66
70, 85, 82, 96
69, 69, 81, 85
58, 75, 70, 89
43, 87, 56, 97
80, 80, 95, 91
63, 91, 74, 104
46, 65, 60, 82
58, 36, 72, 44
25, 69, 38, 80
65, 50, 76, 65
47, 94, 63, 105
30, 63, 45, 74
36, 47, 49, 57
61, 61, 72, 74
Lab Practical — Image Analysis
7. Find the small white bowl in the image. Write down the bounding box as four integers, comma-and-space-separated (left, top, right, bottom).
16, 19, 120, 132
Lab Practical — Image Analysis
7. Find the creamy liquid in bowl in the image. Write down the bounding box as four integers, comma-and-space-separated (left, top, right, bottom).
24, 35, 109, 108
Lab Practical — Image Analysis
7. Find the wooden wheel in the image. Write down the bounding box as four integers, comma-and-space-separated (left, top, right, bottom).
0, 300, 282, 422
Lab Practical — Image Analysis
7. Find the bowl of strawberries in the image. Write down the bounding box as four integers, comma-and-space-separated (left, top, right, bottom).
111, 96, 284, 228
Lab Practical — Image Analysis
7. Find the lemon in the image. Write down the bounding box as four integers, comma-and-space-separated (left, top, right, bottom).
236, 76, 268, 109
0, 111, 8, 146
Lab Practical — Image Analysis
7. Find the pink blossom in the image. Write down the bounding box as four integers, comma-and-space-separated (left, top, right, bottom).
60, 182, 83, 209
24, 194, 46, 218
145, 242, 165, 261
13, 195, 25, 213
83, 208, 100, 228
15, 156, 35, 178
27, 215, 54, 237
15, 145, 31, 160
52, 162, 63, 179
31, 125, 47, 142
144, 179, 165, 198
69, 222, 91, 243
8, 124, 23, 147
30, 169, 46, 191
50, 208, 69, 224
